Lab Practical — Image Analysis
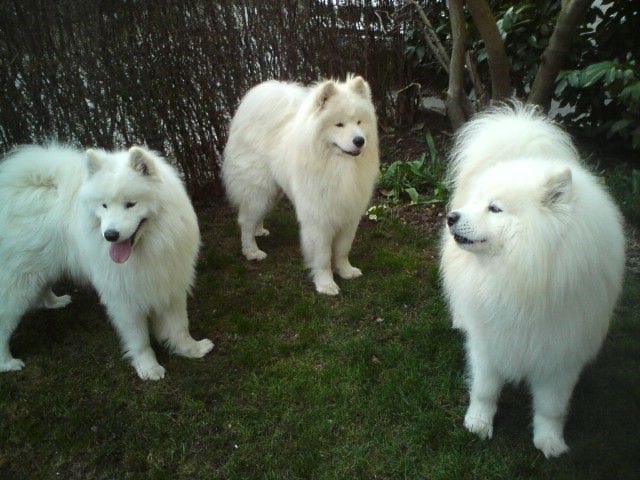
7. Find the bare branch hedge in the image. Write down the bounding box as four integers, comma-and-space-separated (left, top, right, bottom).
0, 0, 411, 197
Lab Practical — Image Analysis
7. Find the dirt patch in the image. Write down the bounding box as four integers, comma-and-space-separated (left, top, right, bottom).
380, 116, 452, 167
383, 201, 446, 238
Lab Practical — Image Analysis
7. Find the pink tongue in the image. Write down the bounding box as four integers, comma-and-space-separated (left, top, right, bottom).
109, 239, 133, 263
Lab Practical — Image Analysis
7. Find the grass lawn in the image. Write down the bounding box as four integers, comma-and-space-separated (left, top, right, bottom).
1, 204, 638, 479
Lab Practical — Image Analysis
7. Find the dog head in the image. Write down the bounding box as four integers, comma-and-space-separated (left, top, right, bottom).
310, 75, 377, 158
80, 146, 160, 264
446, 160, 573, 256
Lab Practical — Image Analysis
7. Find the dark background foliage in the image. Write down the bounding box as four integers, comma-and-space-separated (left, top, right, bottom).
0, 0, 411, 195
1, 0, 638, 196
402, 0, 640, 148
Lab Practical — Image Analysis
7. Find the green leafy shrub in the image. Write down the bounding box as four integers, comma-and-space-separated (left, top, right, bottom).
554, 1, 640, 149
405, 1, 640, 150
558, 60, 640, 148
379, 132, 447, 205
492, 1, 560, 97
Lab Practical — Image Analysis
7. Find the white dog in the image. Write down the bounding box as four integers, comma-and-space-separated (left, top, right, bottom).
222, 76, 379, 295
440, 103, 625, 457
0, 144, 213, 380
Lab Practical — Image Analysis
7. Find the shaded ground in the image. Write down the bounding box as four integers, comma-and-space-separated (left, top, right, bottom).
0, 202, 638, 480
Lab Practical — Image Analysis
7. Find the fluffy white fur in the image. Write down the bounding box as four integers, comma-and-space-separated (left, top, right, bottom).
222, 76, 379, 295
440, 103, 625, 457
0, 144, 213, 380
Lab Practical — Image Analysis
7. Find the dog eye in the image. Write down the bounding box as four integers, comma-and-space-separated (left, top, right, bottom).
488, 204, 502, 213
125, 202, 136, 209
335, 123, 344, 128
102, 203, 107, 209
357, 120, 361, 125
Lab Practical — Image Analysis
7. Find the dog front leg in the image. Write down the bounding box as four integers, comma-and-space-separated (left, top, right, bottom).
301, 223, 339, 295
107, 303, 164, 381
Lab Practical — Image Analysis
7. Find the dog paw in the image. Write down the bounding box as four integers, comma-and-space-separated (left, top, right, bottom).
464, 412, 494, 440
176, 338, 214, 359
337, 266, 362, 280
534, 434, 569, 458
243, 249, 267, 261
0, 358, 25, 372
316, 281, 340, 296
134, 362, 165, 381
46, 294, 72, 309
255, 227, 270, 237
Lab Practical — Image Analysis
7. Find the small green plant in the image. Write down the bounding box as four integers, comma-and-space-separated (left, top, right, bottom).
379, 132, 448, 205
366, 204, 389, 222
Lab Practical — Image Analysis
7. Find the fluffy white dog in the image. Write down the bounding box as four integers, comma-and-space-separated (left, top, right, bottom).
0, 144, 213, 380
222, 76, 379, 295
440, 103, 625, 457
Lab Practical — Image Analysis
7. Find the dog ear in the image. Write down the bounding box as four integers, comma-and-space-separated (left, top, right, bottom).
128, 146, 156, 177
543, 168, 572, 206
85, 149, 103, 176
348, 75, 371, 100
314, 80, 337, 110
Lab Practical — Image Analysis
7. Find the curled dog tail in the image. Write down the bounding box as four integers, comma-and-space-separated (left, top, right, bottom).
447, 101, 580, 189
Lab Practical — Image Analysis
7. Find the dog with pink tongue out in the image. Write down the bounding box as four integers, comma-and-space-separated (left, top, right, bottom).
0, 144, 213, 380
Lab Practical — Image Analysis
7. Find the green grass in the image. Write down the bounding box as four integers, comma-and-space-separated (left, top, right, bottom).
1, 205, 638, 479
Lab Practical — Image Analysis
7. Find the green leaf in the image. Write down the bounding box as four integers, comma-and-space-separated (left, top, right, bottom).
555, 78, 568, 96
501, 7, 514, 31
515, 3, 535, 15
580, 62, 611, 87
605, 66, 618, 85
426, 132, 437, 162
623, 69, 636, 82
620, 82, 640, 104
405, 187, 420, 203
567, 71, 582, 88
609, 118, 634, 134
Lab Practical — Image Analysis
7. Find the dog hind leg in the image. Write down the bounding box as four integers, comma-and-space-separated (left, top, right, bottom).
238, 191, 275, 261
0, 280, 43, 371
40, 287, 72, 309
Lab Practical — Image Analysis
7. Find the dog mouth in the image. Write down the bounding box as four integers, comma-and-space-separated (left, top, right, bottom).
453, 233, 486, 245
108, 218, 147, 264
334, 144, 361, 157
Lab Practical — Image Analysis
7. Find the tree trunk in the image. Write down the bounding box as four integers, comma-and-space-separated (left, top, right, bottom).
446, 0, 468, 130
528, 0, 592, 109
406, 0, 450, 74
466, 0, 511, 101
465, 50, 488, 109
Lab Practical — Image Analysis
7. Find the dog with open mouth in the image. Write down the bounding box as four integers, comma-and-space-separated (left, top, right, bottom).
440, 103, 625, 458
222, 75, 380, 295
0, 144, 213, 380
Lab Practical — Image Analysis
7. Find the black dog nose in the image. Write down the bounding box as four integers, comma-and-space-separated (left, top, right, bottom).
353, 136, 365, 148
447, 212, 460, 227
104, 229, 120, 242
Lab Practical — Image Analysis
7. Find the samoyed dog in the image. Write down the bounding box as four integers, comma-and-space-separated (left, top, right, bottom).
222, 76, 379, 295
440, 103, 625, 457
0, 144, 213, 380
